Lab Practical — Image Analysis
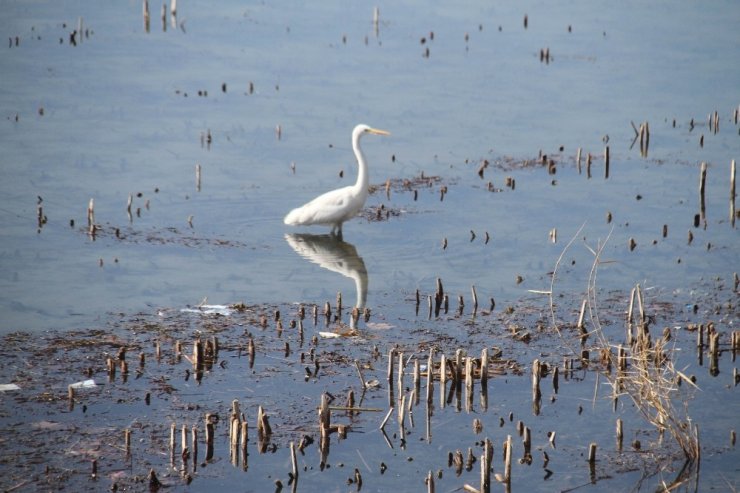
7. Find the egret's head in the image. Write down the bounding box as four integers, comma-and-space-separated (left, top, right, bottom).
354, 124, 390, 139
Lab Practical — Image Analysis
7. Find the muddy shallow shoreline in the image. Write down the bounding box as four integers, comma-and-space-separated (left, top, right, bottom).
1, 276, 737, 492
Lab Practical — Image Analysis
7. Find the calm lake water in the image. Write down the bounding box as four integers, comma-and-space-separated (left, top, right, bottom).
1, 0, 737, 333
1, 0, 738, 491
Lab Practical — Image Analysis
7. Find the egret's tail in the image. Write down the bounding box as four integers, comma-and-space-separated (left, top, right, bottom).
284, 208, 301, 226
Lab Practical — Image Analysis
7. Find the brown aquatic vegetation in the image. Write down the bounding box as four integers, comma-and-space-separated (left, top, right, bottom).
547, 224, 702, 480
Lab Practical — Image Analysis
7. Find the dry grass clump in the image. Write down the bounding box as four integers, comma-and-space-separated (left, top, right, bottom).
548, 225, 700, 467
611, 286, 701, 462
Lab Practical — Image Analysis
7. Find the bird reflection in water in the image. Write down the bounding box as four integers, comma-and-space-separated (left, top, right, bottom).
284, 233, 368, 332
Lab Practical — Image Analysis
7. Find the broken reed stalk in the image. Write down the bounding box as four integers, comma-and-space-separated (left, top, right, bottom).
240, 421, 248, 466
232, 399, 241, 423
439, 353, 447, 408
635, 283, 645, 326
354, 359, 367, 389
482, 438, 493, 493
205, 413, 214, 460
319, 394, 331, 438
465, 357, 474, 410
290, 441, 298, 479
531, 359, 542, 403
161, 3, 167, 32
426, 470, 435, 493
193, 337, 203, 368
413, 358, 421, 398
230, 416, 239, 458
435, 278, 444, 316
124, 428, 131, 455
708, 330, 720, 376
576, 147, 582, 174
379, 406, 393, 430
638, 122, 650, 157
504, 435, 512, 483
577, 298, 588, 335
347, 389, 355, 411
181, 423, 188, 458
169, 422, 176, 458
397, 351, 405, 403
87, 198, 94, 227
426, 347, 435, 405
588, 442, 597, 464
148, 469, 161, 490
398, 394, 407, 430
731, 159, 736, 226
247, 335, 255, 366
604, 146, 609, 179
387, 348, 395, 385
480, 348, 488, 387
257, 405, 271, 439
626, 287, 636, 345
191, 425, 198, 466
699, 161, 707, 219
455, 349, 464, 386
471, 285, 478, 314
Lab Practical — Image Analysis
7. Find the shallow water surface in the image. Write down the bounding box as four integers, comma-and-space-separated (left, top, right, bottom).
1, 1, 738, 491
1, 0, 738, 331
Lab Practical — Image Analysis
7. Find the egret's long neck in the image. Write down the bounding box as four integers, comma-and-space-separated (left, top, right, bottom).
352, 134, 369, 195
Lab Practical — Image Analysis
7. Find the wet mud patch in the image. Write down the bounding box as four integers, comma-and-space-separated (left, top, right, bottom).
78, 224, 252, 249
364, 174, 458, 221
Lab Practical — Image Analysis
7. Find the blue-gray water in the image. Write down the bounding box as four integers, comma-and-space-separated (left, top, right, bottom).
1, 1, 738, 491
1, 0, 737, 332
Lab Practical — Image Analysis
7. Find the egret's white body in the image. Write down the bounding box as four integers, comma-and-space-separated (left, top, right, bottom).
284, 124, 390, 236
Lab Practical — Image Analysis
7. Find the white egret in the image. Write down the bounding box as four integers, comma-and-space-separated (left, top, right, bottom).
284, 124, 390, 236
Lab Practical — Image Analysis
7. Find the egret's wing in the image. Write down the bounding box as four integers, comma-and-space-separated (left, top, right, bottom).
284, 186, 354, 226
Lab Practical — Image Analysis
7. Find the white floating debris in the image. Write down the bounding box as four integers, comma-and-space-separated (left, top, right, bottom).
69, 379, 97, 389
319, 331, 341, 338
0, 383, 21, 392
181, 304, 233, 316
365, 379, 380, 388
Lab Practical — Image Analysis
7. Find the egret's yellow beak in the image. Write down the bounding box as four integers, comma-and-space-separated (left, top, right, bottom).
368, 128, 390, 136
